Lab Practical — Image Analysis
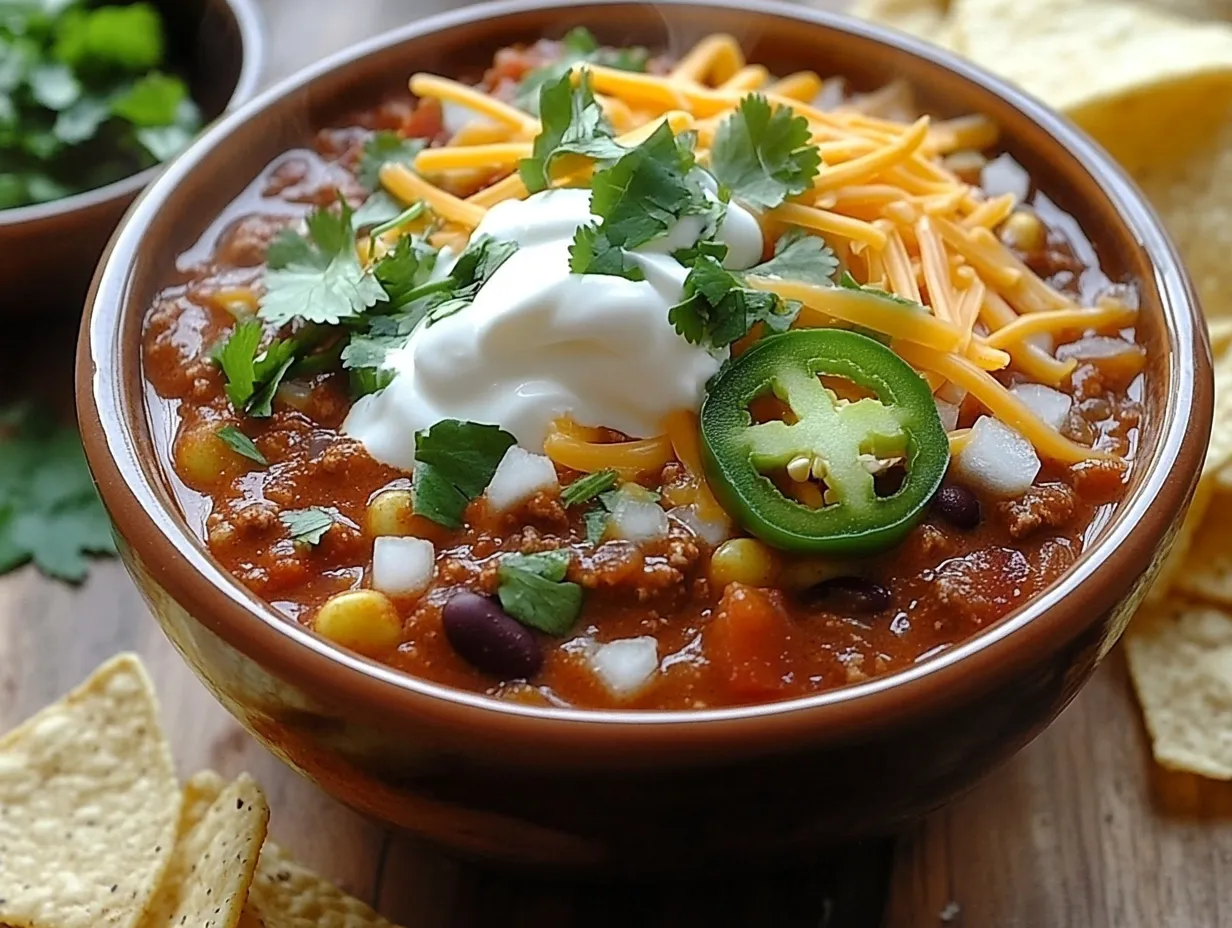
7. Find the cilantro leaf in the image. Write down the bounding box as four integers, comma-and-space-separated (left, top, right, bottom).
216, 425, 267, 465
710, 94, 821, 210
514, 27, 648, 115
110, 71, 186, 126
568, 225, 645, 280
0, 407, 116, 582
518, 71, 625, 194
372, 233, 440, 306
583, 508, 609, 545
28, 62, 79, 110
349, 190, 404, 232
53, 2, 164, 73
212, 320, 300, 418
497, 550, 584, 635
425, 235, 518, 324
358, 130, 424, 191
259, 201, 387, 326
839, 269, 925, 307
746, 228, 838, 285
669, 255, 799, 349
589, 121, 705, 249
561, 469, 619, 507
412, 420, 517, 528
280, 507, 335, 546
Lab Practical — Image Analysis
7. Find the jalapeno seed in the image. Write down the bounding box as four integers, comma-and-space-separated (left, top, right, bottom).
442, 591, 543, 679
933, 485, 981, 530
798, 576, 893, 614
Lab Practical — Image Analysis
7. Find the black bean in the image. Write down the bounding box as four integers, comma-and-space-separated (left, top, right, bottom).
798, 576, 892, 614
442, 591, 542, 680
933, 484, 981, 530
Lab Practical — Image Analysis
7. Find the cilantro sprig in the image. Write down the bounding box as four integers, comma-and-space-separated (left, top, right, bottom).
260, 200, 387, 327
518, 71, 625, 194
669, 255, 799, 350
709, 94, 821, 210
560, 469, 619, 507
496, 549, 584, 635
747, 228, 839, 285
216, 425, 267, 466
280, 507, 336, 546
357, 130, 425, 191
513, 27, 648, 115
0, 0, 201, 210
0, 406, 115, 582
411, 420, 516, 528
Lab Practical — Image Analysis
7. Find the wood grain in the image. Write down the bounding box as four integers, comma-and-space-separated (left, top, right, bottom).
5, 1, 1228, 924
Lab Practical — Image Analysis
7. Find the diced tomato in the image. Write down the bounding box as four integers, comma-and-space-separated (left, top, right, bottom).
706, 584, 794, 699
402, 98, 443, 141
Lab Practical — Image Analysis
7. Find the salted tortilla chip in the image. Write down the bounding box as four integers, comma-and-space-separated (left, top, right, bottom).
138, 773, 268, 928
850, 0, 959, 48
242, 842, 394, 928
1126, 603, 1232, 778
1176, 492, 1232, 603
0, 654, 180, 928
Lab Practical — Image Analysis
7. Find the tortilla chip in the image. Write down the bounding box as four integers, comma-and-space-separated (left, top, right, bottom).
1176, 492, 1232, 603
1126, 603, 1232, 778
242, 842, 394, 928
951, 0, 1232, 174
850, 0, 959, 48
0, 654, 180, 928
139, 773, 269, 928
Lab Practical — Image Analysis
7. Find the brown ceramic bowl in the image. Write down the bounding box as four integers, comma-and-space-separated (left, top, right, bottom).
78, 0, 1210, 867
0, 0, 263, 316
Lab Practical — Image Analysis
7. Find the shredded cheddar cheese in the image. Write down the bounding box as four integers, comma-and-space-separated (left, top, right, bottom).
381, 34, 1125, 467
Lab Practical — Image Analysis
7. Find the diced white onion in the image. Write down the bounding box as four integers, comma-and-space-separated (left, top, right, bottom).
668, 505, 731, 547
1025, 332, 1054, 355
371, 537, 435, 598
589, 637, 659, 698
1010, 383, 1072, 431
486, 446, 559, 513
609, 494, 670, 543
953, 416, 1040, 498
441, 100, 496, 136
934, 397, 960, 432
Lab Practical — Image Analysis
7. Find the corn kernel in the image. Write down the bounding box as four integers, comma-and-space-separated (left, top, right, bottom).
709, 538, 780, 588
366, 489, 417, 537
174, 424, 250, 490
313, 589, 402, 657
999, 211, 1045, 253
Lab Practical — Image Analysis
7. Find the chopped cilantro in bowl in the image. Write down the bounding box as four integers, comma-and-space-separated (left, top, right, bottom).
0, 0, 202, 211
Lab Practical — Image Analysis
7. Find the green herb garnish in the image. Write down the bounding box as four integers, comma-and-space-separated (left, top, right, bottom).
669, 255, 798, 349
496, 549, 584, 635
513, 27, 648, 115
709, 94, 821, 210
357, 130, 425, 191
0, 406, 115, 582
212, 319, 298, 419
260, 199, 387, 327
0, 0, 200, 210
746, 228, 838, 285
280, 507, 335, 546
561, 469, 620, 507
215, 425, 267, 465
411, 420, 516, 528
568, 225, 645, 280
518, 70, 624, 194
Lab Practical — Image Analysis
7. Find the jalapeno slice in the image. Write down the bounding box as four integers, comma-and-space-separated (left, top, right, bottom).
700, 329, 950, 555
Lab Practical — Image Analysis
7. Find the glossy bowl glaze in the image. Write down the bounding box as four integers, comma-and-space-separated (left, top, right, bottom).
0, 0, 263, 316
78, 0, 1211, 867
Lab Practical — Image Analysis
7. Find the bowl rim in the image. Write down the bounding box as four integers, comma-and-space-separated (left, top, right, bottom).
78, 0, 1211, 739
0, 0, 266, 228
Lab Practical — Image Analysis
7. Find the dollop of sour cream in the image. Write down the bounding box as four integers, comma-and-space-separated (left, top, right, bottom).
343, 182, 763, 469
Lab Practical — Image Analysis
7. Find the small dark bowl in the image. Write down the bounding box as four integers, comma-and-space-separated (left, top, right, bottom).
0, 0, 263, 315
79, 0, 1210, 868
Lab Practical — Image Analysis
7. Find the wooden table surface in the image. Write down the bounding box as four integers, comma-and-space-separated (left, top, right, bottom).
8, 1, 1232, 924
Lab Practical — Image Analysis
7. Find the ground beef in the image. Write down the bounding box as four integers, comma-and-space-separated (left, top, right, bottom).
214, 214, 292, 267
932, 547, 1030, 626
1068, 458, 1128, 502
997, 484, 1078, 539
